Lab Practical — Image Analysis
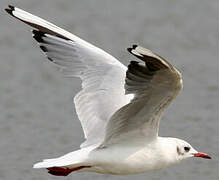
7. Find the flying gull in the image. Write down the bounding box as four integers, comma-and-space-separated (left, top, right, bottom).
5, 5, 211, 177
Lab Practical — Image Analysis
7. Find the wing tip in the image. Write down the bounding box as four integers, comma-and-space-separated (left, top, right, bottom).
5, 5, 15, 16
127, 44, 138, 53
8, 5, 15, 9
32, 30, 46, 43
127, 44, 144, 58
39, 45, 48, 52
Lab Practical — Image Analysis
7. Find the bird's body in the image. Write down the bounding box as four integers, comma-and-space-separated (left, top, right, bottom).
79, 137, 180, 175
34, 137, 182, 175
5, 5, 211, 177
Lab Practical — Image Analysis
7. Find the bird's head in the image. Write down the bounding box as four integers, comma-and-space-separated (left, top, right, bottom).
174, 139, 211, 161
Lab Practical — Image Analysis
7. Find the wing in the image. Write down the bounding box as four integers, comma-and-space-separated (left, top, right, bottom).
101, 45, 183, 146
5, 5, 133, 148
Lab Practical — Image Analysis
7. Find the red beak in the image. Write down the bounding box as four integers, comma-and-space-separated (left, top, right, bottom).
193, 152, 211, 159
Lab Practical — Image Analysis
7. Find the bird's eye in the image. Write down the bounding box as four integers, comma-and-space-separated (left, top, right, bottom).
184, 146, 190, 152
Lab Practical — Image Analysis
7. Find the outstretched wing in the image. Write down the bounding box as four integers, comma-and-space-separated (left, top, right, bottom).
5, 5, 133, 148
102, 45, 183, 146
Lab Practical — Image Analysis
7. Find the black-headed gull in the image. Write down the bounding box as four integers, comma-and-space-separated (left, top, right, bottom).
5, 5, 211, 177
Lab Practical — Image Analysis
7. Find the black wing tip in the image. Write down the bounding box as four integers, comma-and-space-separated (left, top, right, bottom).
32, 30, 46, 43
39, 45, 48, 52
8, 5, 15, 9
132, 44, 138, 49
5, 5, 15, 15
127, 47, 132, 53
8, 5, 15, 10
127, 44, 138, 53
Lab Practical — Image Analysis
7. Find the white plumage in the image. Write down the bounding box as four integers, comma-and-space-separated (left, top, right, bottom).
5, 5, 211, 177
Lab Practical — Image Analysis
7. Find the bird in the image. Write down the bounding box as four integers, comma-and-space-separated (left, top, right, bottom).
5, 5, 211, 177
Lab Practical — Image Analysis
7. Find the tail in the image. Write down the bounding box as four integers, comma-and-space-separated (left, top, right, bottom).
33, 148, 92, 176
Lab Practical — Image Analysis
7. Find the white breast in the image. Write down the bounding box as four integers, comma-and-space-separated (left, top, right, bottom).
85, 138, 176, 175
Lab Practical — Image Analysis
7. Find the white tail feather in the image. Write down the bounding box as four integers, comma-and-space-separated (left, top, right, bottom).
33, 148, 92, 169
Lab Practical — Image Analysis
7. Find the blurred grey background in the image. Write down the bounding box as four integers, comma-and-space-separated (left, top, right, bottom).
1, 0, 219, 179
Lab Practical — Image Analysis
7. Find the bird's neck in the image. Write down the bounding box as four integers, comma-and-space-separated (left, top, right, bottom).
156, 137, 180, 165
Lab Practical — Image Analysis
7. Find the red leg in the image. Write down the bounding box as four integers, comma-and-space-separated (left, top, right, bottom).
47, 166, 91, 176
